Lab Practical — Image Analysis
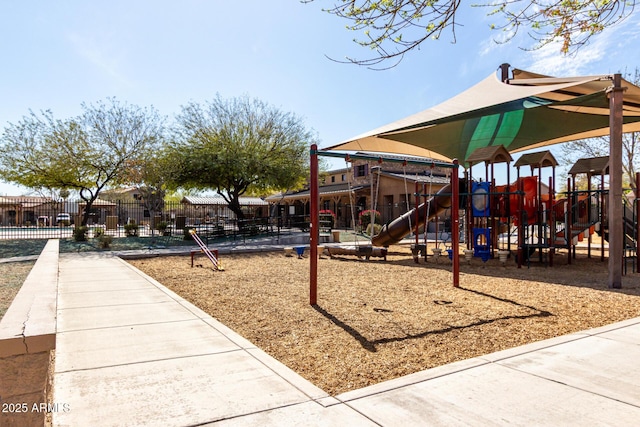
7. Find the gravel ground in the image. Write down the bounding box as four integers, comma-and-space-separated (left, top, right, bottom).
128, 245, 640, 395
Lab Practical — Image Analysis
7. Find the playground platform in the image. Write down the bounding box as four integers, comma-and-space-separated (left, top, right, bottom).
50, 250, 640, 426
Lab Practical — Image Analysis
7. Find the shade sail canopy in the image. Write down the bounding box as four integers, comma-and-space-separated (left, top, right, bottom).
325, 66, 640, 164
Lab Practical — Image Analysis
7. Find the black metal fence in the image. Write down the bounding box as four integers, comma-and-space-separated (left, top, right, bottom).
0, 197, 447, 241
0, 198, 293, 241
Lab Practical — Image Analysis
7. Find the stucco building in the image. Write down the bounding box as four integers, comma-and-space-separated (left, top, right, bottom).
266, 153, 452, 230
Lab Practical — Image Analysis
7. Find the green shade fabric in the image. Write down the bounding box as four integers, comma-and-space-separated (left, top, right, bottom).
325, 66, 640, 164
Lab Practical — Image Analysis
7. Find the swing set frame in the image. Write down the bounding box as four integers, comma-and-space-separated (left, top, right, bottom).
309, 145, 461, 305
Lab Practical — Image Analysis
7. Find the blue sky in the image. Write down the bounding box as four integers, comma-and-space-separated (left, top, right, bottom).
1, 1, 639, 195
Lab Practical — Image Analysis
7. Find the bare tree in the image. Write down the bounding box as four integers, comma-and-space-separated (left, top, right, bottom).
560, 67, 640, 192
304, 0, 636, 68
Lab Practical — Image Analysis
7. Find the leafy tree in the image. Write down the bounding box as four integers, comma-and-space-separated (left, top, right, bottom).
559, 67, 640, 193
168, 95, 317, 222
304, 0, 636, 68
0, 98, 164, 225
123, 150, 170, 233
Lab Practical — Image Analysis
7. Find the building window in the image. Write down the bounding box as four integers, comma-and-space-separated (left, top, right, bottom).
355, 164, 368, 177
331, 176, 336, 183
341, 174, 346, 182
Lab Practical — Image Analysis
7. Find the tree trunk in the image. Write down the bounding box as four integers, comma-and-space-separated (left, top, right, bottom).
228, 198, 246, 229
79, 189, 99, 227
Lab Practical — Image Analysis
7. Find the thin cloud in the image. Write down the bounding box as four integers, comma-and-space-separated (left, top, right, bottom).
524, 13, 640, 76
479, 10, 640, 76
525, 41, 605, 76
66, 31, 133, 88
478, 27, 517, 56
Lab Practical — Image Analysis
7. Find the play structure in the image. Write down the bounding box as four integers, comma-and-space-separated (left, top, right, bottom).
308, 146, 461, 304
314, 152, 458, 262
307, 142, 640, 305
372, 181, 457, 247
304, 64, 640, 304
372, 145, 637, 272
189, 229, 224, 271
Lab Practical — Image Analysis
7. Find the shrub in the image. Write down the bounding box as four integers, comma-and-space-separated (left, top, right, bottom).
97, 235, 113, 249
73, 226, 88, 242
183, 227, 194, 240
93, 227, 104, 238
359, 210, 382, 227
124, 223, 139, 237
366, 223, 383, 236
155, 221, 171, 236
319, 209, 336, 227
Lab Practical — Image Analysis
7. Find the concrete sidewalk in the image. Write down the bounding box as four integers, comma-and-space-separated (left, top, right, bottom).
53, 252, 640, 426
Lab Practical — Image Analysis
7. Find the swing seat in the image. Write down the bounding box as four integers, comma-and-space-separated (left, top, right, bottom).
294, 246, 306, 258
446, 249, 454, 260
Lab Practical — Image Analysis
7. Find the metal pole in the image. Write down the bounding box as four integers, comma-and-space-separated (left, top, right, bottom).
547, 174, 556, 267
490, 162, 495, 258
517, 176, 523, 269
500, 63, 510, 82
431, 183, 437, 249
310, 144, 319, 305
601, 172, 606, 262
468, 166, 474, 251
608, 74, 624, 288
370, 165, 375, 236
507, 166, 511, 253
452, 159, 460, 287
465, 169, 471, 250
636, 172, 640, 273
415, 181, 420, 248
538, 165, 543, 264
587, 173, 592, 258
567, 177, 572, 265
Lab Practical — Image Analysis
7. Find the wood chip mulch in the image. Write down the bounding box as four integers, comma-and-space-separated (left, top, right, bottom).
128, 245, 640, 396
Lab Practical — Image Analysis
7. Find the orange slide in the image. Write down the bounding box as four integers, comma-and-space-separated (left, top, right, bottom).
372, 182, 458, 247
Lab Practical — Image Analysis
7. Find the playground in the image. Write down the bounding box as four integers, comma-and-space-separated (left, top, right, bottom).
129, 245, 640, 396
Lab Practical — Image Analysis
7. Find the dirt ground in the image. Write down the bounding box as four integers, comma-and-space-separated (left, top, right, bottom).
128, 245, 640, 396
0, 261, 34, 320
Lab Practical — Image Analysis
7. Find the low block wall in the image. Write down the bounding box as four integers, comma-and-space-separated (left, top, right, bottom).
0, 239, 59, 426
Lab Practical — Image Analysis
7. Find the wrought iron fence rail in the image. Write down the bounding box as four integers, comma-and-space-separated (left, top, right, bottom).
0, 198, 286, 241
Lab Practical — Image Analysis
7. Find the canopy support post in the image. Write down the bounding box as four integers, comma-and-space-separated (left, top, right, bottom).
500, 63, 510, 83
310, 144, 319, 304
608, 74, 624, 289
452, 159, 460, 287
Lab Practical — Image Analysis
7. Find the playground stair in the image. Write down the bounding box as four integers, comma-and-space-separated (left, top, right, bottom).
554, 222, 597, 247
597, 202, 638, 248
549, 193, 602, 249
